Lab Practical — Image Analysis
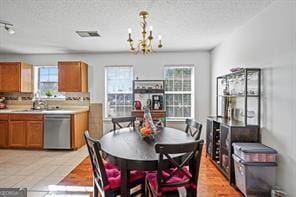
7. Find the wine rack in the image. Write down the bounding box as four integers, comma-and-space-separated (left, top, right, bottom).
214, 128, 220, 164
206, 117, 260, 183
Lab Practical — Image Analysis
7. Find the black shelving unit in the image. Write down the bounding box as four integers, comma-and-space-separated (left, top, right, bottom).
207, 68, 261, 184
132, 80, 165, 109
131, 80, 166, 123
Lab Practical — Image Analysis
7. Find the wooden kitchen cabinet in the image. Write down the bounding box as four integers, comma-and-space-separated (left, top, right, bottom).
58, 61, 88, 92
71, 111, 89, 149
10, 114, 43, 121
8, 114, 44, 149
0, 112, 90, 150
26, 121, 43, 148
9, 121, 27, 148
0, 114, 8, 148
0, 120, 8, 147
0, 62, 33, 92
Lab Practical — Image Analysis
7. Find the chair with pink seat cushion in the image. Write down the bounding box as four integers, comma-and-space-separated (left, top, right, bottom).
84, 131, 145, 197
146, 140, 204, 197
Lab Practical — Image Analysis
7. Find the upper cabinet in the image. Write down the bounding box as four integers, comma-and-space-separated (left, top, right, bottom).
58, 61, 88, 92
0, 62, 33, 93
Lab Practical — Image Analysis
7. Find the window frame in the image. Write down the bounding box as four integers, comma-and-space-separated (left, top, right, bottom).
164, 65, 195, 120
104, 65, 134, 119
34, 65, 65, 99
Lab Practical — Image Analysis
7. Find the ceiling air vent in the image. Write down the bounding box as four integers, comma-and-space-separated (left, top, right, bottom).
76, 31, 101, 37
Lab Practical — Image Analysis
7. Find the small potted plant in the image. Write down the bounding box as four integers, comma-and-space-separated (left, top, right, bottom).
45, 89, 54, 98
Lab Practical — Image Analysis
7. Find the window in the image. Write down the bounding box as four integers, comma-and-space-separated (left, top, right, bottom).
105, 66, 133, 118
35, 66, 63, 98
164, 66, 194, 119
37, 66, 58, 96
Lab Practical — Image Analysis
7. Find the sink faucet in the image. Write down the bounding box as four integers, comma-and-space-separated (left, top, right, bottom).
39, 100, 48, 110
32, 91, 48, 110
32, 99, 48, 110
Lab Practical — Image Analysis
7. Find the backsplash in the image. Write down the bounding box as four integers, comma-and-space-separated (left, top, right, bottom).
0, 92, 90, 106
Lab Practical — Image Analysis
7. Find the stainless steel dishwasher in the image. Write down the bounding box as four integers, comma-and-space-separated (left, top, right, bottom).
44, 114, 71, 149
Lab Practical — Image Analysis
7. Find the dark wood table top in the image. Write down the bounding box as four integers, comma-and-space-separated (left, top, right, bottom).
100, 127, 195, 196
100, 127, 195, 162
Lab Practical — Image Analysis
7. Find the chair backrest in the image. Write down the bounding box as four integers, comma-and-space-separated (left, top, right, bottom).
155, 140, 204, 192
84, 131, 109, 190
185, 119, 203, 140
111, 116, 136, 132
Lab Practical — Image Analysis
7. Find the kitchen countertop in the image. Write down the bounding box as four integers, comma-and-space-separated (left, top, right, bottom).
0, 107, 89, 114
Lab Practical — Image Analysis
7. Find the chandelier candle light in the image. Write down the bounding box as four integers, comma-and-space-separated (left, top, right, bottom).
127, 11, 163, 54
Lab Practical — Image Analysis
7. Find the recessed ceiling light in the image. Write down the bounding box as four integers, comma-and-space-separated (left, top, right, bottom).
76, 31, 101, 37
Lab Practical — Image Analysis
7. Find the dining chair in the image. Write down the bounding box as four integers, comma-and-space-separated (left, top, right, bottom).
84, 131, 145, 197
185, 119, 203, 140
111, 116, 136, 133
146, 140, 204, 197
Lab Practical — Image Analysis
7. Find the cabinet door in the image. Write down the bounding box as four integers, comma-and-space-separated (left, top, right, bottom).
20, 63, 33, 92
58, 61, 81, 92
0, 62, 20, 92
80, 61, 88, 92
26, 121, 43, 148
0, 121, 8, 147
9, 121, 26, 147
206, 119, 213, 158
220, 125, 231, 177
71, 112, 89, 149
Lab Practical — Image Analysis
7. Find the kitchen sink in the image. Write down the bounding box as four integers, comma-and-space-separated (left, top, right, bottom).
17, 109, 43, 112
16, 107, 62, 112
45, 108, 63, 111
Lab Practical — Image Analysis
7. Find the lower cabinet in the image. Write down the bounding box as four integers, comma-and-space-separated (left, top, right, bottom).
206, 117, 260, 183
0, 112, 88, 150
26, 121, 43, 148
9, 121, 26, 147
0, 121, 8, 147
8, 115, 44, 149
71, 112, 89, 149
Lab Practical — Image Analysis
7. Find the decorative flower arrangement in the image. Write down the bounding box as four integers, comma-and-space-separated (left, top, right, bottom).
139, 107, 156, 139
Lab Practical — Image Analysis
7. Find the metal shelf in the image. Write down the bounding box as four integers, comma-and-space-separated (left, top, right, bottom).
133, 80, 165, 111
216, 68, 261, 126
134, 89, 164, 94
217, 94, 259, 98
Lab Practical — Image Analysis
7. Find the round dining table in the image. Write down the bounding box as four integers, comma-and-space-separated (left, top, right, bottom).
100, 127, 195, 196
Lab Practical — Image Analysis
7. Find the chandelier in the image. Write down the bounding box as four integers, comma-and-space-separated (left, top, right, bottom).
127, 11, 163, 54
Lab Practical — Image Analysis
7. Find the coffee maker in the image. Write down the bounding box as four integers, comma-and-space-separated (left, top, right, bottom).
152, 95, 163, 110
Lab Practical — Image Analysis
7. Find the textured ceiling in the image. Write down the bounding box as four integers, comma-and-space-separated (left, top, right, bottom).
0, 0, 273, 54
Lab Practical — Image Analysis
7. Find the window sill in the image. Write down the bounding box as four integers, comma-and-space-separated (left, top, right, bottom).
39, 97, 66, 101
166, 119, 188, 122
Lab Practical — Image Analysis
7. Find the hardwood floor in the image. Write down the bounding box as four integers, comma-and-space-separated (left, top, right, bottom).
59, 148, 242, 196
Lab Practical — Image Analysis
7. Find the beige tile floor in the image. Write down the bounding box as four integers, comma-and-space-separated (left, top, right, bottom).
0, 146, 91, 196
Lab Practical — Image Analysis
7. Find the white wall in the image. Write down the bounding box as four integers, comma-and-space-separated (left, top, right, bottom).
211, 1, 296, 195
0, 51, 211, 138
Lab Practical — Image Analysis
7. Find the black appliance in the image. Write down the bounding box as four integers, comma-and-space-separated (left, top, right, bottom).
152, 95, 163, 110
